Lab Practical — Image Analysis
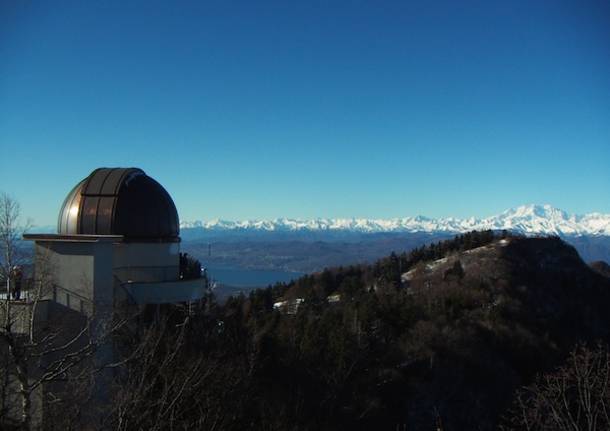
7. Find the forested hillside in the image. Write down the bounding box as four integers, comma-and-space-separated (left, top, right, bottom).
79, 231, 610, 430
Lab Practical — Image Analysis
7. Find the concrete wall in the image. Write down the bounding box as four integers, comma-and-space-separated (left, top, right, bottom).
92, 241, 113, 317
35, 242, 95, 314
123, 277, 206, 304
17, 237, 182, 429
34, 240, 116, 318
33, 240, 181, 315
112, 242, 179, 283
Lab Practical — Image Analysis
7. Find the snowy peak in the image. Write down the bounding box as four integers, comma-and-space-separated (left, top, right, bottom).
181, 205, 610, 236
500, 204, 570, 225
485, 204, 609, 235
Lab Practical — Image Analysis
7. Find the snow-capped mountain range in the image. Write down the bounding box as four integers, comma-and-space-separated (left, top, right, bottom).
181, 205, 610, 236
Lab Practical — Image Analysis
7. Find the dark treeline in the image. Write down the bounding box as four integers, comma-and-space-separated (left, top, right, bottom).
280, 229, 508, 298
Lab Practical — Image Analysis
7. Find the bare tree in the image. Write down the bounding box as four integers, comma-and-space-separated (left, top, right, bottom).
105, 314, 216, 431
0, 193, 126, 430
0, 192, 33, 428
100, 306, 264, 431
1, 192, 30, 311
502, 343, 610, 431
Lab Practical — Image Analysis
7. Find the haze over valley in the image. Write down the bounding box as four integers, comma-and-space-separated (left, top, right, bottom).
181, 205, 610, 280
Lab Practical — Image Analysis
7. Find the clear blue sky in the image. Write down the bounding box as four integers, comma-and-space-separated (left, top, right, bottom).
1, 0, 609, 226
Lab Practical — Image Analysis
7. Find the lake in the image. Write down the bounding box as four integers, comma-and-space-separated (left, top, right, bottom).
205, 266, 305, 287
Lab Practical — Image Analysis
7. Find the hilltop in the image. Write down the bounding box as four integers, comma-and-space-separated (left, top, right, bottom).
231, 233, 610, 429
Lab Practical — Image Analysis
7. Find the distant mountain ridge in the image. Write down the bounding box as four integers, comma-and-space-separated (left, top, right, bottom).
182, 204, 610, 236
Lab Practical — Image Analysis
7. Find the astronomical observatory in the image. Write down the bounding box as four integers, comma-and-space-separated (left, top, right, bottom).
24, 167, 206, 316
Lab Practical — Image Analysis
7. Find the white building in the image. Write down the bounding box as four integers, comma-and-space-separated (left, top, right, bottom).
0, 168, 209, 428
24, 167, 207, 319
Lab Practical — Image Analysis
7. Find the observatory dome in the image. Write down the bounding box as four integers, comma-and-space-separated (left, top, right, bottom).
57, 168, 179, 241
